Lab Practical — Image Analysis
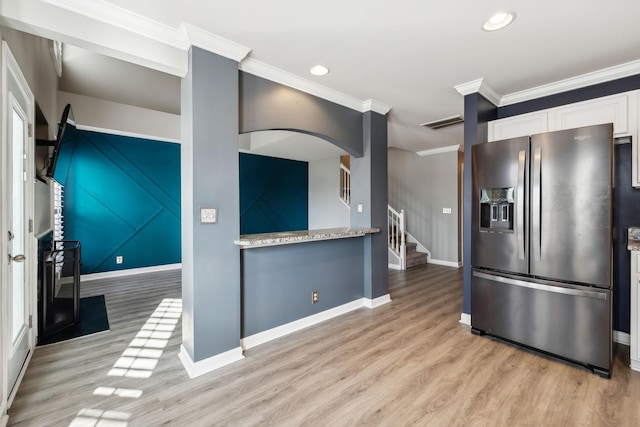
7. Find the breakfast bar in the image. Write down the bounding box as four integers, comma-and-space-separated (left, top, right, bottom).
235, 227, 380, 346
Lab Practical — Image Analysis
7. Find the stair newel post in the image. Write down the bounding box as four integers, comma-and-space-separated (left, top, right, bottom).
400, 209, 406, 270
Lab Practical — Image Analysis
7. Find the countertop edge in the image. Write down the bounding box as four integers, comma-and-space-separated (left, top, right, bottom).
234, 227, 381, 249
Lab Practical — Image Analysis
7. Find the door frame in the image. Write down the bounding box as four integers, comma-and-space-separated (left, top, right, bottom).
1, 40, 36, 419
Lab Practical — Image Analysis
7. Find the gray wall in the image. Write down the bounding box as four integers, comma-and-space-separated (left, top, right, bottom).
351, 111, 388, 299
240, 72, 363, 157
241, 238, 364, 336
308, 156, 350, 229
388, 148, 461, 263
181, 47, 241, 362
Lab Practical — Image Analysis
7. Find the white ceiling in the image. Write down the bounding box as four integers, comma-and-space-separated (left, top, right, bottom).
53, 1, 640, 153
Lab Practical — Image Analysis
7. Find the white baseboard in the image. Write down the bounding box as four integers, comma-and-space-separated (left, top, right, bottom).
631, 359, 640, 372
364, 294, 392, 309
428, 258, 462, 268
459, 313, 471, 326
81, 263, 182, 282
388, 263, 402, 270
613, 330, 630, 346
178, 344, 244, 379
242, 295, 391, 350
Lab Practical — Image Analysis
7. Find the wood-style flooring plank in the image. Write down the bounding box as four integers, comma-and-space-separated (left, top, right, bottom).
7, 265, 640, 426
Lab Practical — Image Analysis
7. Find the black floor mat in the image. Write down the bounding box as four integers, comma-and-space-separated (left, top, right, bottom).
38, 295, 110, 346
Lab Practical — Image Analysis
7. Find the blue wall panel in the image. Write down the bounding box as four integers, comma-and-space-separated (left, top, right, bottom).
64, 130, 181, 274
239, 153, 308, 234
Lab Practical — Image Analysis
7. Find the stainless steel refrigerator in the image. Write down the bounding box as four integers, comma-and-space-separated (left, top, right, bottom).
471, 123, 613, 378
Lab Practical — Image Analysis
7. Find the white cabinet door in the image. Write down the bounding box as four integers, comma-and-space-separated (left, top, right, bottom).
488, 111, 548, 142
554, 94, 628, 135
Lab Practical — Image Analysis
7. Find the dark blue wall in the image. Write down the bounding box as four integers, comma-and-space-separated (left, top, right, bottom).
63, 130, 181, 274
239, 153, 308, 234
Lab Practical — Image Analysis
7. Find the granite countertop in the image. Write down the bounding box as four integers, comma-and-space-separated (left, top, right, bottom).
628, 227, 640, 251
234, 227, 380, 249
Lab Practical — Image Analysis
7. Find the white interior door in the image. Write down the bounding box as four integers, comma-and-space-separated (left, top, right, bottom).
2, 41, 35, 404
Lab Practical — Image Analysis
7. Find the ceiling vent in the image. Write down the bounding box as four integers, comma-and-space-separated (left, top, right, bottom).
420, 115, 464, 130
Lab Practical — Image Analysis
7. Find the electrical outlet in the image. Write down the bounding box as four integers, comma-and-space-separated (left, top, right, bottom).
442, 208, 452, 214
312, 290, 319, 304
116, 256, 123, 264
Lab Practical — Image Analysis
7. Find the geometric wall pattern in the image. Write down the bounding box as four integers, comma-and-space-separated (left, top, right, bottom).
63, 130, 181, 274
239, 153, 308, 235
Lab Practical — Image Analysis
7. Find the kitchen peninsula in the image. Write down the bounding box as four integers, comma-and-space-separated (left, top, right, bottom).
235, 227, 381, 349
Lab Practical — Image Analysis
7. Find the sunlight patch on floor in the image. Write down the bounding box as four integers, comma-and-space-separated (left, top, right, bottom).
69, 298, 182, 426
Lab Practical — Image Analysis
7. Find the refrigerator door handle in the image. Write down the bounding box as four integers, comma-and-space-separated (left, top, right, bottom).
532, 147, 542, 261
517, 150, 526, 260
473, 271, 608, 300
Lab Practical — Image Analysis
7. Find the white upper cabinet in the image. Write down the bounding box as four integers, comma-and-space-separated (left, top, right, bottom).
553, 94, 629, 136
489, 111, 548, 142
489, 89, 640, 186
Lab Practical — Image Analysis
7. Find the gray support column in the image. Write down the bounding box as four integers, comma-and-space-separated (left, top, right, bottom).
180, 47, 242, 373
462, 93, 497, 315
351, 111, 389, 300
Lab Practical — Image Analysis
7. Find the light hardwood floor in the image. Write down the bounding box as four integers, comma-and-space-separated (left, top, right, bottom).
7, 265, 640, 426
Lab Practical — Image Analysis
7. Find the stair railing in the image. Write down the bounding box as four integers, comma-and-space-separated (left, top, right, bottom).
388, 205, 406, 270
340, 163, 350, 206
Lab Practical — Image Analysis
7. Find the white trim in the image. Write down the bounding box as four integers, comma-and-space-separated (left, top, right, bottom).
363, 294, 392, 309
501, 59, 640, 106
455, 60, 640, 108
362, 99, 392, 115
81, 264, 181, 282
43, 0, 186, 48
453, 78, 501, 106
388, 263, 402, 270
241, 296, 391, 351
631, 359, 640, 372
459, 313, 471, 326
613, 330, 630, 346
178, 345, 244, 379
1, 414, 7, 427
76, 125, 181, 144
6, 349, 33, 409
240, 58, 389, 114
416, 144, 461, 157
241, 299, 365, 350
179, 23, 251, 63
428, 258, 462, 268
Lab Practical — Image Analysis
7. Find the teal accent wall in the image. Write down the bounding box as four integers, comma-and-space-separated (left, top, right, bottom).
239, 153, 308, 234
64, 130, 181, 274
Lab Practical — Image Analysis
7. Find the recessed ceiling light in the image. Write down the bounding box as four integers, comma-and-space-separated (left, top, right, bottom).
310, 65, 330, 76
483, 12, 516, 31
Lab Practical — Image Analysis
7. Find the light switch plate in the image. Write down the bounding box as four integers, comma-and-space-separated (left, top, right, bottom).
357, 203, 364, 213
443, 208, 452, 214
200, 207, 217, 224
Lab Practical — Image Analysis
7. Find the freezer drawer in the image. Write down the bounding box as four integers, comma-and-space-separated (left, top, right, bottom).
471, 270, 612, 376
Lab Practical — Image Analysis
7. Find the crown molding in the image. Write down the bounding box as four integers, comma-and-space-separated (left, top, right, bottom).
180, 23, 251, 63
241, 58, 374, 113
454, 78, 501, 106
416, 144, 461, 157
500, 59, 640, 106
41, 0, 388, 113
43, 0, 250, 63
363, 99, 392, 115
43, 0, 186, 48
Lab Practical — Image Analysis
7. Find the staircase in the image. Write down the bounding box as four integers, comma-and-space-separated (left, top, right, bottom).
388, 205, 430, 270
340, 158, 429, 270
